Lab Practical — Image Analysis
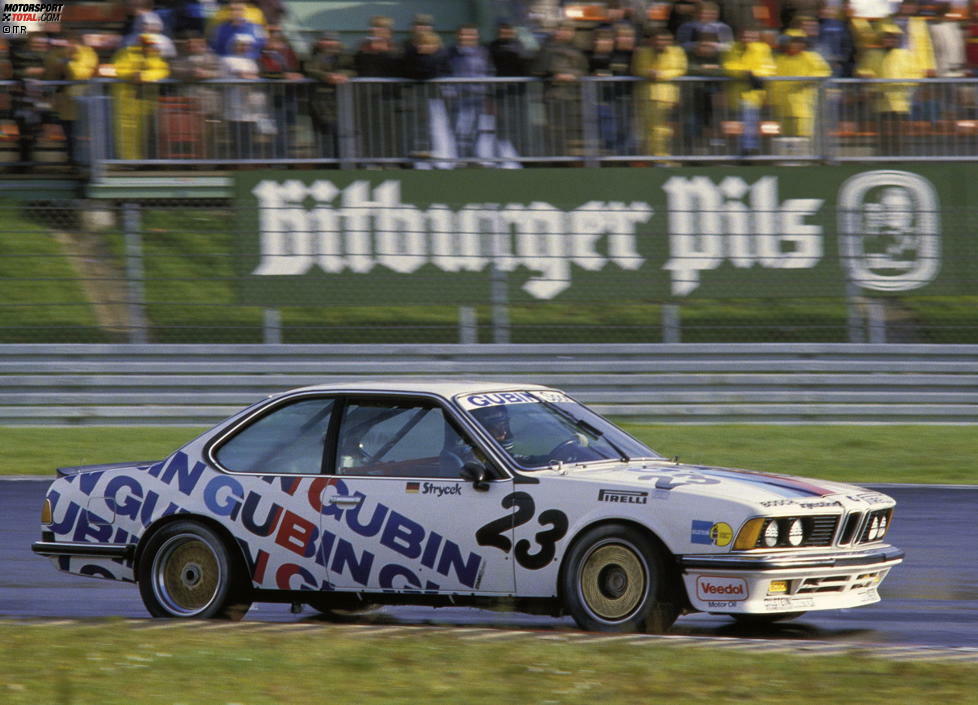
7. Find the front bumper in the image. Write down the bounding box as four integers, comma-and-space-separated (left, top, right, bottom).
679, 545, 904, 614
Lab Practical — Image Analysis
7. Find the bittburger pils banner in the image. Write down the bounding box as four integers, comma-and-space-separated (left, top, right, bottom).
234, 167, 971, 306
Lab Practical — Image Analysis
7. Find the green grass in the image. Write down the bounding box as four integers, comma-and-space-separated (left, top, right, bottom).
0, 203, 108, 342
622, 424, 978, 485
6, 202, 971, 343
120, 208, 857, 343
0, 622, 974, 705
904, 296, 978, 344
4, 425, 974, 484
0, 427, 204, 476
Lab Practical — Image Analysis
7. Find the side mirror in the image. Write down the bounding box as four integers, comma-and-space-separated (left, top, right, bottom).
460, 461, 491, 492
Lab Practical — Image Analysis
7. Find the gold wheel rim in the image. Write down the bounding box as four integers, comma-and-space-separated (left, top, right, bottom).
155, 535, 220, 616
579, 542, 647, 621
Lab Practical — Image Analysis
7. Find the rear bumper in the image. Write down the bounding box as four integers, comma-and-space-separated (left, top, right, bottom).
32, 541, 134, 561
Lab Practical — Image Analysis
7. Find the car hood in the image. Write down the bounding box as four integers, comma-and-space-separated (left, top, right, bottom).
545, 459, 887, 508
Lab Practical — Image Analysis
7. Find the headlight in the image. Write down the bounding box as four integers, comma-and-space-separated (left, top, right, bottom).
733, 518, 765, 550
859, 509, 893, 543
787, 518, 804, 546
868, 516, 881, 541
735, 515, 838, 550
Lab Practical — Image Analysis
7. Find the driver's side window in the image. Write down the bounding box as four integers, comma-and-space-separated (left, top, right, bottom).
337, 399, 481, 478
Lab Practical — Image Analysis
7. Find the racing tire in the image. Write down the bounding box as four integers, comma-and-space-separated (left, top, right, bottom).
560, 524, 679, 633
137, 521, 252, 620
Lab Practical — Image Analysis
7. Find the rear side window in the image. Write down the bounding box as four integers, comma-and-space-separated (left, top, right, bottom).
215, 397, 335, 474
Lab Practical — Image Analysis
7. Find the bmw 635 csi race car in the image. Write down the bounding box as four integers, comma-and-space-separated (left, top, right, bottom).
33, 382, 903, 631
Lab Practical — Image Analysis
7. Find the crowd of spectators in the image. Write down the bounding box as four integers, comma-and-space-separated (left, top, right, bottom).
3, 0, 978, 168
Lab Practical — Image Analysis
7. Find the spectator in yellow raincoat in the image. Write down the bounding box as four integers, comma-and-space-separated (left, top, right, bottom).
769, 30, 831, 138
723, 26, 776, 156
112, 34, 170, 161
632, 30, 687, 159
46, 32, 98, 165
856, 24, 919, 156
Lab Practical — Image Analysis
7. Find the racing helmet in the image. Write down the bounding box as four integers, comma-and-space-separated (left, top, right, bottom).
474, 405, 514, 453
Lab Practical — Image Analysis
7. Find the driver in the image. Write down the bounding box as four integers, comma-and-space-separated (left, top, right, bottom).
473, 405, 515, 455
472, 404, 593, 466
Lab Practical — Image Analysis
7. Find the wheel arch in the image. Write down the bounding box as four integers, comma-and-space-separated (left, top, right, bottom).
134, 513, 250, 582
556, 518, 688, 608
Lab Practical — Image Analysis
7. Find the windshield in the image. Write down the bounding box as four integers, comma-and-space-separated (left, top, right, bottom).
457, 390, 661, 469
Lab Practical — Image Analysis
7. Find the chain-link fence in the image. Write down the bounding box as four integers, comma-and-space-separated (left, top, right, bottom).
7, 77, 978, 172
2, 174, 975, 344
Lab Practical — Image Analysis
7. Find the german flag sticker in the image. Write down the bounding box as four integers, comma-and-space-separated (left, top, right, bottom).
405, 482, 420, 494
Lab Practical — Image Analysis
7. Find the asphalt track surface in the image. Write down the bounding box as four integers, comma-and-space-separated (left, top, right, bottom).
2, 479, 976, 649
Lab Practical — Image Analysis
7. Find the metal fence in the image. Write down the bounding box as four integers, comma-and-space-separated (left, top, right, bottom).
0, 196, 975, 345
6, 76, 978, 172
1, 343, 975, 425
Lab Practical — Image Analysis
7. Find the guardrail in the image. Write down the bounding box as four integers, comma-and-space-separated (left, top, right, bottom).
1, 343, 975, 425
6, 76, 978, 174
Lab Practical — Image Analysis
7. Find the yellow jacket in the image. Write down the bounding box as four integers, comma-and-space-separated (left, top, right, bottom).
62, 45, 99, 80
46, 44, 99, 120
113, 46, 170, 84
770, 50, 831, 119
857, 47, 918, 114
903, 17, 935, 77
723, 41, 776, 108
851, 18, 880, 51
632, 45, 687, 104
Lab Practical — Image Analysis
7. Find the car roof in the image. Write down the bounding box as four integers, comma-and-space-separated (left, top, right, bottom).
280, 380, 558, 401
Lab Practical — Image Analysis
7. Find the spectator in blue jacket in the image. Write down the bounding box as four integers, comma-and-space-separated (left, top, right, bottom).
212, 1, 266, 59
676, 2, 733, 54
447, 24, 491, 160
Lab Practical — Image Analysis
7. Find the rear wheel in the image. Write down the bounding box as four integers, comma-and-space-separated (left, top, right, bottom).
560, 525, 679, 633
137, 521, 251, 619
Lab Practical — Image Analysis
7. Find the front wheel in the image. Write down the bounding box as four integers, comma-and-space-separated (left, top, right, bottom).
560, 524, 679, 633
137, 521, 251, 619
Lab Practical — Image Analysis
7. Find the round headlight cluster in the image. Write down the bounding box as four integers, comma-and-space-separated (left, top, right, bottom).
759, 518, 807, 548
787, 518, 804, 546
866, 514, 888, 541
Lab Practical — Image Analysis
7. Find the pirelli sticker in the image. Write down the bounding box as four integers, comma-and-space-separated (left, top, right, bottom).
598, 489, 649, 505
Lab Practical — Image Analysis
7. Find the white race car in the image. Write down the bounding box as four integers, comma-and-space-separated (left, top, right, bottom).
32, 382, 903, 631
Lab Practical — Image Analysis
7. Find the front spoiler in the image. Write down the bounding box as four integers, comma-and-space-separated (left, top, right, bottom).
679, 544, 904, 614
679, 545, 905, 571
32, 541, 135, 561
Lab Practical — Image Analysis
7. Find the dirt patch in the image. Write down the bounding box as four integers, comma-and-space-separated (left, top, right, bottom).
53, 230, 131, 334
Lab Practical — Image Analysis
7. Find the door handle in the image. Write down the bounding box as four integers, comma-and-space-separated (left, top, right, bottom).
327, 495, 363, 507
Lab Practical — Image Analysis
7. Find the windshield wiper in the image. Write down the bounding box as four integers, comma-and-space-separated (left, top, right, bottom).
528, 394, 630, 463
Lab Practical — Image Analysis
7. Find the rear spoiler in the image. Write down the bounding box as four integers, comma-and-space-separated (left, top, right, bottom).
56, 460, 162, 478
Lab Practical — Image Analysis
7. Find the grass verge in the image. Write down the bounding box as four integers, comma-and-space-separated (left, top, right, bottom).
0, 204, 106, 342
0, 622, 975, 705
2, 425, 974, 484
